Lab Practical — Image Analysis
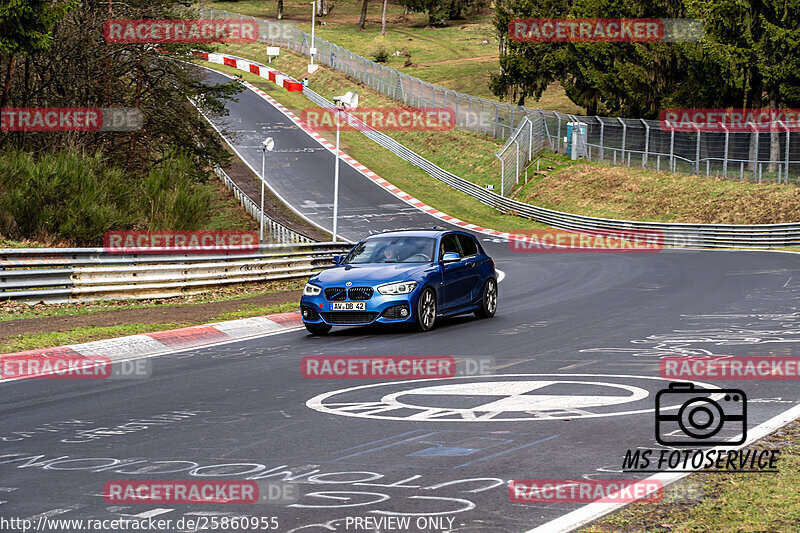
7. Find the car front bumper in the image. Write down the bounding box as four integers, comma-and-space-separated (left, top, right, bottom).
300, 290, 419, 326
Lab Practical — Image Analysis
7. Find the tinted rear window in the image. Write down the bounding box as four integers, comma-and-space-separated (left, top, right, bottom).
457, 234, 479, 257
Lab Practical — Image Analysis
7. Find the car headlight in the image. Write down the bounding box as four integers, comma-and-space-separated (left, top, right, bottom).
377, 281, 418, 295
303, 283, 322, 296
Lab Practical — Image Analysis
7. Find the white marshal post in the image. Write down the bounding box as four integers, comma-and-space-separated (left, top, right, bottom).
331, 91, 358, 242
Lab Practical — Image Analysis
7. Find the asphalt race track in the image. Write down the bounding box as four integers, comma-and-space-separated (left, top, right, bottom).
1, 71, 799, 532
203, 69, 439, 241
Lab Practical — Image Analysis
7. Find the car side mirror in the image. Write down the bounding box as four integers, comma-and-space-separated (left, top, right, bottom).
331, 255, 344, 265
442, 252, 461, 263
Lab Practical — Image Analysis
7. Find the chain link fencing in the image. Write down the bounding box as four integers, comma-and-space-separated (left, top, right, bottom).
204, 8, 800, 187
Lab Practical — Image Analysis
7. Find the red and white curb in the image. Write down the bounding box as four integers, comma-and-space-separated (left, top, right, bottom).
0, 311, 303, 381
196, 51, 304, 92
197, 52, 521, 242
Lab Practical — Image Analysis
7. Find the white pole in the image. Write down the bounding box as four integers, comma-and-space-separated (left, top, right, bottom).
310, 2, 315, 68
332, 110, 340, 242
260, 149, 265, 242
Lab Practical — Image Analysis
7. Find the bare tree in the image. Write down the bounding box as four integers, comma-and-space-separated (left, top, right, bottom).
277, 0, 284, 20
358, 0, 368, 30
380, 0, 388, 35
0, 0, 241, 171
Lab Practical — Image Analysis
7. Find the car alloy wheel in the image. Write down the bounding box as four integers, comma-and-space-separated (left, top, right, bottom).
475, 278, 497, 318
416, 287, 437, 331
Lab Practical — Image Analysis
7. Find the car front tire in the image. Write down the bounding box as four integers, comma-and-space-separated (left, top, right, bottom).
416, 287, 437, 332
475, 278, 497, 319
305, 323, 332, 335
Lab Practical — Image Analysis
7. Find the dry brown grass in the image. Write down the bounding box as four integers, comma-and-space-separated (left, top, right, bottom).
522, 163, 800, 224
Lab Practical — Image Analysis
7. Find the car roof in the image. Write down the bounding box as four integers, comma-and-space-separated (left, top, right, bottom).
364, 229, 465, 239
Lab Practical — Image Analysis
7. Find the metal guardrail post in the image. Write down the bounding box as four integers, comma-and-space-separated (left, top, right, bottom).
598, 117, 604, 162
617, 118, 627, 166
669, 124, 676, 171
481, 100, 486, 135
528, 118, 533, 160
496, 154, 504, 197
781, 121, 790, 184
751, 122, 758, 182
694, 124, 701, 175
641, 119, 650, 168
556, 114, 562, 154
721, 123, 729, 178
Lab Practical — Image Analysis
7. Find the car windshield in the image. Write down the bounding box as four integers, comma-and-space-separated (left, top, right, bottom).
344, 237, 436, 264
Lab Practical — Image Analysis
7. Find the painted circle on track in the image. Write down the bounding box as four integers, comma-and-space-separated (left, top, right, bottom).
306, 374, 721, 422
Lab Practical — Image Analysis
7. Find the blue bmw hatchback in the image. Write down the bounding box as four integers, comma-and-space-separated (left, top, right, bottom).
300, 229, 497, 334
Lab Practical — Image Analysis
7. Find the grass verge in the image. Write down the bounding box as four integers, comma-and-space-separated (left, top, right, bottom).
0, 300, 298, 354
200, 59, 548, 232
203, 54, 800, 227
207, 0, 583, 112
518, 156, 800, 224
0, 279, 305, 322
581, 418, 800, 532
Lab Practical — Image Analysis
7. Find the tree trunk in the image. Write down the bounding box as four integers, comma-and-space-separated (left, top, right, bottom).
768, 91, 780, 173
1, 55, 15, 110
358, 0, 368, 30
746, 68, 762, 172
380, 0, 387, 35
277, 0, 283, 20
322, 0, 328, 16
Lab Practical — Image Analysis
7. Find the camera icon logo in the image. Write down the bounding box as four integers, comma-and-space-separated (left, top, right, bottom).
655, 382, 746, 446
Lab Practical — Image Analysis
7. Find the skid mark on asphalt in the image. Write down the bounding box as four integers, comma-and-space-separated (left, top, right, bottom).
556, 360, 598, 370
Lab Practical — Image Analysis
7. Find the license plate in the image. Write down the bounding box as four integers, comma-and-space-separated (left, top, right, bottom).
330, 302, 366, 311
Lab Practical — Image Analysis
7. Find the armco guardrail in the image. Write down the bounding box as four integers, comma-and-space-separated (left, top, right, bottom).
196, 52, 800, 248
300, 87, 800, 248
213, 165, 315, 244
205, 7, 799, 184
1, 243, 351, 303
